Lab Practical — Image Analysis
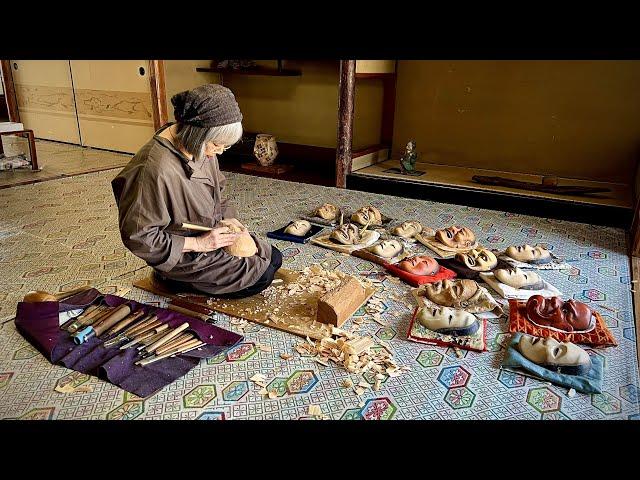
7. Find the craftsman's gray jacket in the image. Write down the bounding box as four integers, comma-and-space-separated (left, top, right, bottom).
111, 128, 271, 294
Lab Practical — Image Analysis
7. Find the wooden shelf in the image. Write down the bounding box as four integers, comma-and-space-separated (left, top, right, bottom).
352, 159, 633, 209
196, 66, 302, 77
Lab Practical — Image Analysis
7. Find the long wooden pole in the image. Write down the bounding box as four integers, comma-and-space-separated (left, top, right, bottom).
335, 60, 356, 188
149, 60, 168, 130
0, 60, 20, 123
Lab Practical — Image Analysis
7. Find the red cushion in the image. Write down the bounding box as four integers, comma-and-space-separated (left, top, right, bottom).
508, 299, 617, 347
384, 263, 457, 287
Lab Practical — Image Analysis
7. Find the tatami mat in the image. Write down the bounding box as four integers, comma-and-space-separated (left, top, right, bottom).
0, 169, 638, 419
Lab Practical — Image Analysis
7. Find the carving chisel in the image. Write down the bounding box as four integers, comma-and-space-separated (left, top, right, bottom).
136, 340, 205, 366
105, 310, 147, 336
101, 312, 152, 347
104, 316, 160, 348
64, 304, 109, 332
69, 305, 115, 333
119, 323, 168, 350
72, 304, 131, 344
166, 304, 211, 322
139, 322, 190, 356
148, 333, 195, 357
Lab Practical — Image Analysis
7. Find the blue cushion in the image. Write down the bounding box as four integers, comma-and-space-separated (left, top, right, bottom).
501, 333, 604, 394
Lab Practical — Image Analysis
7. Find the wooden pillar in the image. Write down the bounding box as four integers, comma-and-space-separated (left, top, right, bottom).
336, 60, 356, 188
1, 60, 20, 123
149, 60, 168, 130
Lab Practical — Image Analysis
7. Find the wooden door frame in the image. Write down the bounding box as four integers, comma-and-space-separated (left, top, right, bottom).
335, 60, 356, 188
148, 60, 168, 130
1, 60, 20, 123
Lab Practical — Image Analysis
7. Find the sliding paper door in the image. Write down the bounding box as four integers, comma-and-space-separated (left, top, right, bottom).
70, 60, 155, 153
10, 60, 81, 144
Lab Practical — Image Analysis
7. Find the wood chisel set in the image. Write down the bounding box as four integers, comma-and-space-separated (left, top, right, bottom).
60, 302, 206, 366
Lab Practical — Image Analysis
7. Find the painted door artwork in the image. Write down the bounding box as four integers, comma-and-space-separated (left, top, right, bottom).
10, 60, 155, 154
70, 60, 155, 153
10, 60, 81, 144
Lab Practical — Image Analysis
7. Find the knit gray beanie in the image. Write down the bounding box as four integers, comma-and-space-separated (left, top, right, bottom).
171, 84, 243, 127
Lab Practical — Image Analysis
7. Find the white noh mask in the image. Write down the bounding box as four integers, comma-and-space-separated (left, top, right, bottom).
417, 306, 479, 336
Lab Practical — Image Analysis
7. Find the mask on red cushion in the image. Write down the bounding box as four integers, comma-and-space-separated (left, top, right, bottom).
525, 295, 593, 332
398, 255, 439, 276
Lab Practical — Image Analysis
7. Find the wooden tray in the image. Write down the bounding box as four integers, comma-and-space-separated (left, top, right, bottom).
133, 268, 377, 340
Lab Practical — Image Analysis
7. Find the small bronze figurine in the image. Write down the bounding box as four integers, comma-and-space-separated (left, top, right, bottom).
400, 141, 421, 176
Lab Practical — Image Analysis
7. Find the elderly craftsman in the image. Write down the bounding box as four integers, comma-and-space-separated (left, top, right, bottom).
112, 84, 282, 298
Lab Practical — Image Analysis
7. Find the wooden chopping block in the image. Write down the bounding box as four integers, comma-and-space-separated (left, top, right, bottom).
316, 276, 366, 327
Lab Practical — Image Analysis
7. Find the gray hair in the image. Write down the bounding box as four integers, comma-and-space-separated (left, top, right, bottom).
174, 121, 243, 162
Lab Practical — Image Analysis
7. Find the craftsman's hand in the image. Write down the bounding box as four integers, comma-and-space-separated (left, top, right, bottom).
192, 227, 240, 252
221, 218, 248, 233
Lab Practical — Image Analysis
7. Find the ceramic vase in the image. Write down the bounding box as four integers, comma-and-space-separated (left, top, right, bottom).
253, 134, 279, 167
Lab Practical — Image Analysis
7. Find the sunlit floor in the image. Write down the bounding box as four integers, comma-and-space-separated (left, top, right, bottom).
0, 139, 131, 189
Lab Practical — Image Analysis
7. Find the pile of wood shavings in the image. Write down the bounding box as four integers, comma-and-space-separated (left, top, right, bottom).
294, 326, 410, 394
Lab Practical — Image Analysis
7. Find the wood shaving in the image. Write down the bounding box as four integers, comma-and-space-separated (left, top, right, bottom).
308, 405, 322, 416
54, 384, 94, 394
315, 358, 330, 367
258, 344, 272, 352
355, 386, 366, 396
341, 379, 353, 388
250, 373, 268, 387
280, 353, 293, 360
268, 390, 278, 399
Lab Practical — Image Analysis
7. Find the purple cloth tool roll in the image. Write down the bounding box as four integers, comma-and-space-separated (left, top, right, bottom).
15, 289, 244, 397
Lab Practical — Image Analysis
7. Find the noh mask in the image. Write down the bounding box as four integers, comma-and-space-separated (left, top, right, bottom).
398, 255, 439, 276
392, 221, 423, 239
417, 306, 479, 336
505, 244, 552, 264
330, 223, 361, 245
424, 279, 479, 308
456, 248, 498, 272
367, 240, 403, 259
284, 220, 312, 237
351, 206, 383, 226
315, 203, 339, 221
494, 267, 545, 290
517, 334, 592, 375
435, 226, 475, 249
525, 295, 593, 333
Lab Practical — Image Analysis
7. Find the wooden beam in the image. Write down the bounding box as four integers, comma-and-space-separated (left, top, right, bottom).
335, 60, 356, 188
0, 60, 20, 123
148, 60, 168, 130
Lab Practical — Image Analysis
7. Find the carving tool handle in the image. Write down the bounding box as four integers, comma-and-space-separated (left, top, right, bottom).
93, 304, 132, 337
167, 304, 210, 322
181, 222, 212, 232
53, 286, 93, 301
124, 315, 158, 336
138, 340, 204, 366
107, 310, 146, 336
156, 333, 194, 356
136, 326, 171, 348
119, 324, 168, 350
144, 322, 190, 353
